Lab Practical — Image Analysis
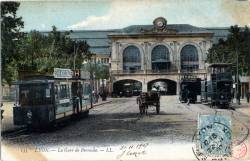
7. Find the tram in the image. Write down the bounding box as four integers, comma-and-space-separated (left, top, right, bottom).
123, 83, 133, 97
201, 63, 233, 108
13, 68, 92, 128
179, 74, 201, 103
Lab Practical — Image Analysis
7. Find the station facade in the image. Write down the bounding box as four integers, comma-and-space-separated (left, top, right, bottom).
68, 17, 248, 96
109, 17, 213, 94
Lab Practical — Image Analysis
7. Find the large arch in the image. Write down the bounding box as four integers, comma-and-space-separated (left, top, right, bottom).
122, 45, 141, 72
113, 79, 142, 96
147, 79, 177, 95
151, 45, 171, 72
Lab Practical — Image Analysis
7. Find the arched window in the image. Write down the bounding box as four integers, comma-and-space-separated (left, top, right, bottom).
180, 45, 199, 71
151, 45, 170, 71
123, 46, 141, 71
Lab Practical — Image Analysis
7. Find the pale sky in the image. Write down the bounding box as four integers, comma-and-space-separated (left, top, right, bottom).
17, 0, 250, 31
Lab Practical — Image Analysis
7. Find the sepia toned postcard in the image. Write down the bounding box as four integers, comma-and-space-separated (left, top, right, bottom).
1, 0, 250, 160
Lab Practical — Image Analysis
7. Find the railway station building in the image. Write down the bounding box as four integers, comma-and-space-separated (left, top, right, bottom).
68, 17, 249, 96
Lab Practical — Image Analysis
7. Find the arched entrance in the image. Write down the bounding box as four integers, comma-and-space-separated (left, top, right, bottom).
113, 79, 142, 97
147, 79, 177, 95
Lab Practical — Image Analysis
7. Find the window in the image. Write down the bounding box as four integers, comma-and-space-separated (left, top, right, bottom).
59, 84, 70, 99
151, 45, 170, 71
180, 45, 199, 71
123, 46, 141, 71
19, 83, 53, 106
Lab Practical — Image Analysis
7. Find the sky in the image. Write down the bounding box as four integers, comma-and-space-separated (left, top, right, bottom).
17, 0, 250, 31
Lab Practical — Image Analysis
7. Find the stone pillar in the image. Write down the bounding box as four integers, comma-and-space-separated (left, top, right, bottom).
173, 41, 179, 71
147, 42, 152, 70
142, 78, 147, 92
144, 42, 150, 70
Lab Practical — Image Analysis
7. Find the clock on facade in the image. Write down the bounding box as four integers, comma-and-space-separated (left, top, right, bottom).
153, 17, 167, 30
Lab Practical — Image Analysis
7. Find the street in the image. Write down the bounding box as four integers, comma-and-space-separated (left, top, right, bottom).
1, 96, 250, 160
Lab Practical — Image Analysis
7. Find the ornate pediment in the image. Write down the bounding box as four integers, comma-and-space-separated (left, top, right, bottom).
140, 17, 177, 34
140, 28, 177, 34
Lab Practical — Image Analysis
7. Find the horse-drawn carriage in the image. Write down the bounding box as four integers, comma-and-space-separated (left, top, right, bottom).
136, 92, 160, 115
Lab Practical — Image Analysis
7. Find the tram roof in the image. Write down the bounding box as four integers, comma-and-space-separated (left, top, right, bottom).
208, 63, 232, 67
16, 75, 86, 84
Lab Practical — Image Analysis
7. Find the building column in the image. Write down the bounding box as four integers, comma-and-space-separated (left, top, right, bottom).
142, 78, 147, 92
176, 80, 180, 95
173, 41, 179, 71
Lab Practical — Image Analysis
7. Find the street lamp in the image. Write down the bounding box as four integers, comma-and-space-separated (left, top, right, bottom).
89, 53, 96, 107
73, 41, 79, 71
236, 48, 240, 105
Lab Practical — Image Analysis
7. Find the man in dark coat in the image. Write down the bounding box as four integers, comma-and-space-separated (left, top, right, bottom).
247, 92, 250, 103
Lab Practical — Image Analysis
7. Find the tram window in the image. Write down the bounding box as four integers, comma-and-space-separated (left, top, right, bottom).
59, 84, 70, 99
19, 84, 52, 106
46, 89, 51, 98
55, 85, 59, 100
83, 83, 91, 97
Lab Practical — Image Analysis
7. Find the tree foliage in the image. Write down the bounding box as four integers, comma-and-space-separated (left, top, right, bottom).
207, 25, 250, 75
17, 26, 91, 74
1, 2, 24, 85
82, 62, 110, 80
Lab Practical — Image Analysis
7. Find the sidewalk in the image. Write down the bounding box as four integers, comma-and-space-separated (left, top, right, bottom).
93, 99, 112, 107
1, 101, 22, 133
232, 98, 250, 117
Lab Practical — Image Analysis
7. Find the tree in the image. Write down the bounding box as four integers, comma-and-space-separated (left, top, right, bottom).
207, 25, 250, 75
17, 26, 91, 73
1, 2, 24, 85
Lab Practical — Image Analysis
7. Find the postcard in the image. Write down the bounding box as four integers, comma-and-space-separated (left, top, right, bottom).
1, 0, 250, 160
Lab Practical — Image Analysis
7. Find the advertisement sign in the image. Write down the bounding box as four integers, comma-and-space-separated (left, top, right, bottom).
53, 68, 73, 78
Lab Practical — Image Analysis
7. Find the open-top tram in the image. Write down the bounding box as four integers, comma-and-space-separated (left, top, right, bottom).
13, 69, 92, 128
201, 63, 233, 108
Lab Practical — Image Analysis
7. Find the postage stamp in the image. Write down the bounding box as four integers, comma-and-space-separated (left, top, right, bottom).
197, 115, 232, 157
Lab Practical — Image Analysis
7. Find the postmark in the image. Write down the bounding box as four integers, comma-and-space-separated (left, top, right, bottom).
193, 115, 232, 160
232, 140, 248, 159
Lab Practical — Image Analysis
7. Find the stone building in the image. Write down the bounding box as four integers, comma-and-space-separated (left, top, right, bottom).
109, 17, 214, 94
67, 17, 248, 96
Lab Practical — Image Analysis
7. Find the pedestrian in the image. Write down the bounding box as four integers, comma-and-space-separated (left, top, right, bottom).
187, 89, 190, 105
77, 89, 83, 111
247, 92, 250, 103
96, 92, 99, 102
237, 93, 241, 105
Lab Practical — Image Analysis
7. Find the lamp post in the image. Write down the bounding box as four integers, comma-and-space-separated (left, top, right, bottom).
236, 48, 240, 105
89, 53, 96, 107
73, 41, 79, 71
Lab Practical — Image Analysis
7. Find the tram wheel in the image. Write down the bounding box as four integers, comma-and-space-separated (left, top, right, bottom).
83, 110, 89, 117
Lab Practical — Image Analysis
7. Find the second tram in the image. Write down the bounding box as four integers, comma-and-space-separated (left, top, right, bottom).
201, 63, 233, 108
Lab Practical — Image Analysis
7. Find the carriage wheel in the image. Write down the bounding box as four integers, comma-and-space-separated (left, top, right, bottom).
145, 105, 148, 115
156, 104, 160, 114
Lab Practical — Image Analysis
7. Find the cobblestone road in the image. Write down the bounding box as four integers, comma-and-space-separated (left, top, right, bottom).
1, 96, 250, 160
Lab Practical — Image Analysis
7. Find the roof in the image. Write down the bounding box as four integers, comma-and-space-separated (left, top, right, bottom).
69, 30, 118, 56
129, 24, 212, 34
209, 63, 232, 67
109, 24, 213, 36
204, 27, 230, 44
